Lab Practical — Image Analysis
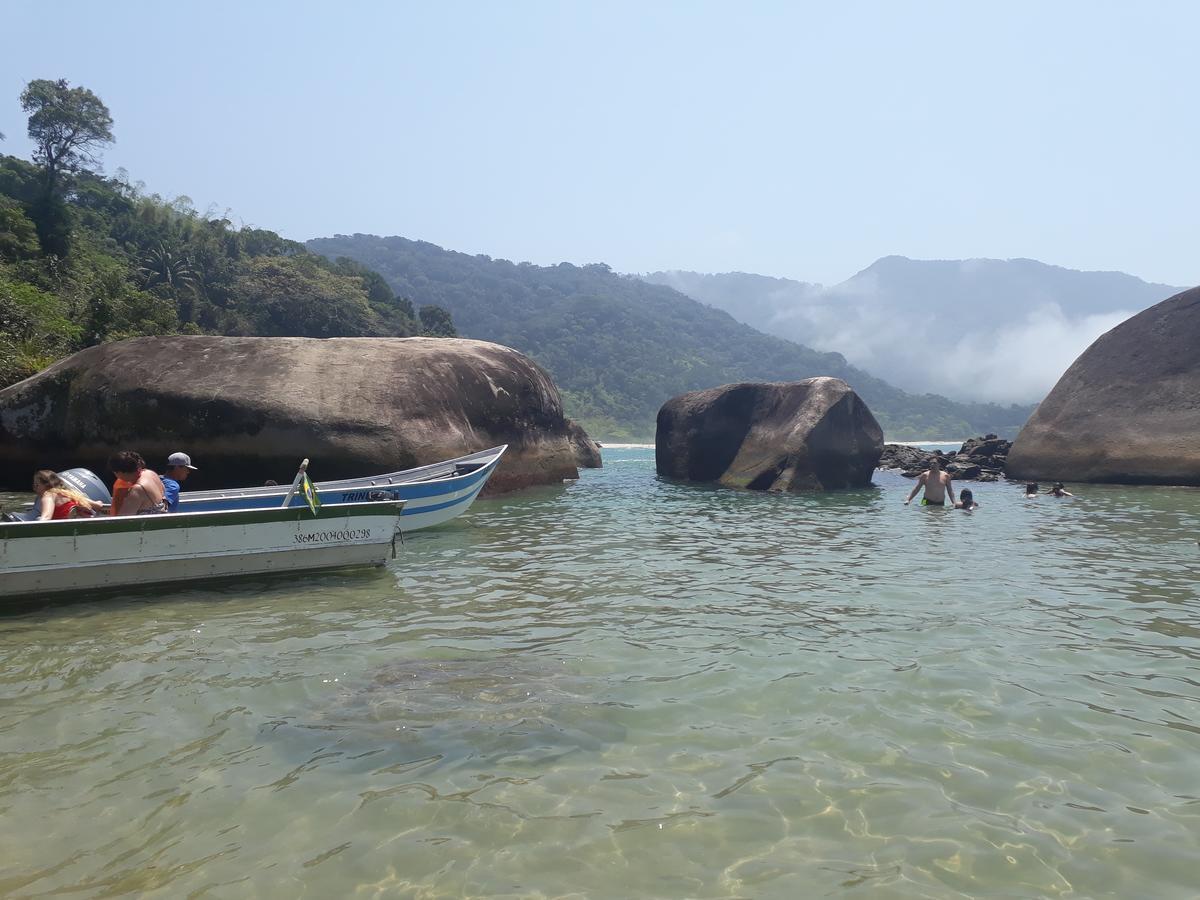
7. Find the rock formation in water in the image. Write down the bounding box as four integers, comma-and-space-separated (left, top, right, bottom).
1007, 285, 1200, 485
0, 335, 600, 492
565, 420, 602, 469
655, 377, 883, 491
878, 435, 1011, 481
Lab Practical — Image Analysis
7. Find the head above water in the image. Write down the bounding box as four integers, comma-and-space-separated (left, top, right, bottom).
959, 488, 974, 507
1025, 482, 1039, 494
928, 454, 942, 472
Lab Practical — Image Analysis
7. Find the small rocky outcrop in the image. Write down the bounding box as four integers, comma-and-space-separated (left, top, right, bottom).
566, 420, 602, 469
655, 377, 883, 491
878, 435, 1011, 481
1007, 285, 1200, 485
0, 335, 601, 492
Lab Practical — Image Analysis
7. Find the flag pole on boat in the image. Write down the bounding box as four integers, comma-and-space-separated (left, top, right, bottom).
281, 459, 309, 508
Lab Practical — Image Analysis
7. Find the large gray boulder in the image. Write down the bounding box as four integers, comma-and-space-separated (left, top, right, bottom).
655, 377, 883, 491
0, 336, 600, 492
1007, 286, 1200, 485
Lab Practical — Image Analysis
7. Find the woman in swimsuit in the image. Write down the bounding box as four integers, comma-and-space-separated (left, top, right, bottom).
108, 450, 168, 515
32, 470, 107, 520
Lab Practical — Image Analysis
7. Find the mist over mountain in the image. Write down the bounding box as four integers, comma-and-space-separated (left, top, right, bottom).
309, 235, 1031, 441
644, 258, 1185, 404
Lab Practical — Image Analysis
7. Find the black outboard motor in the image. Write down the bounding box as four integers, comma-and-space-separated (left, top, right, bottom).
1, 468, 112, 522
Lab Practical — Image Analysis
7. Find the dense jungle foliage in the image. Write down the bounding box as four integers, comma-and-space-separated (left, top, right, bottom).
309, 234, 1034, 441
0, 80, 454, 391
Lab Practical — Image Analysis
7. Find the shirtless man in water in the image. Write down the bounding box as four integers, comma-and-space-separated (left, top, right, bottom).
108, 450, 168, 515
904, 455, 956, 507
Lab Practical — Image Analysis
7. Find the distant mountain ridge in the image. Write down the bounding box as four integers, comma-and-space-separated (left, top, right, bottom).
309, 235, 1031, 441
644, 258, 1186, 404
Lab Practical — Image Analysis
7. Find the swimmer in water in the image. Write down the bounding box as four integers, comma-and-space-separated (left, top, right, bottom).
954, 488, 979, 510
904, 455, 956, 507
1047, 482, 1074, 497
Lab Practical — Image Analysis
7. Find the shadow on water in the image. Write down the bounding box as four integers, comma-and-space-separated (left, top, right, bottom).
0, 565, 399, 622
260, 654, 628, 773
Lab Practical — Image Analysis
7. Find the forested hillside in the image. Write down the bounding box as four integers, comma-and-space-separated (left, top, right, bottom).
309, 234, 1033, 440
0, 80, 454, 391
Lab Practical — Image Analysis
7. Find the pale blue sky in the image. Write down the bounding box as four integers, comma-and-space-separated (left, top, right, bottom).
2, 1, 1196, 287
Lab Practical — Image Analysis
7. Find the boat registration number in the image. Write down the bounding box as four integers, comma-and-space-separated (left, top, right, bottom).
295, 528, 372, 544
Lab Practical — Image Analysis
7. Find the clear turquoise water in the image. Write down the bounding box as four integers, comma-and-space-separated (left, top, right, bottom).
1, 447, 1199, 898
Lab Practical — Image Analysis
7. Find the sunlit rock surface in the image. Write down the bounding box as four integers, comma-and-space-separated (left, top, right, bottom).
1008, 286, 1200, 485
0, 335, 600, 492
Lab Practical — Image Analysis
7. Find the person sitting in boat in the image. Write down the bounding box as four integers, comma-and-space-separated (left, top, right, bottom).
108, 450, 168, 515
32, 470, 107, 520
109, 474, 133, 516
162, 451, 198, 512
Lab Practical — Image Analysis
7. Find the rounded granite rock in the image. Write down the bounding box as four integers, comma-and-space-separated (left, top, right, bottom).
0, 335, 600, 492
655, 377, 883, 491
1007, 285, 1200, 485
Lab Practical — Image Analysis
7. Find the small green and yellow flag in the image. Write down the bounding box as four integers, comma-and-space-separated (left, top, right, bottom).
300, 473, 322, 516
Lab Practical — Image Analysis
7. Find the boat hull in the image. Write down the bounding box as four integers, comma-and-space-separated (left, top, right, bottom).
177, 445, 507, 531
0, 502, 403, 600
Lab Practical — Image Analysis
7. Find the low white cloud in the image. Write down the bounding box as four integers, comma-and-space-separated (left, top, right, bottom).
930, 306, 1132, 404
769, 300, 1131, 404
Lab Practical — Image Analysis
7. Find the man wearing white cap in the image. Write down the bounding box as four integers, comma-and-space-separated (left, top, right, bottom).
162, 452, 198, 513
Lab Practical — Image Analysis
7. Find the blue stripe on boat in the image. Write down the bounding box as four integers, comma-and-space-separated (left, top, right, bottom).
400, 482, 485, 516
331, 462, 494, 501
181, 456, 498, 512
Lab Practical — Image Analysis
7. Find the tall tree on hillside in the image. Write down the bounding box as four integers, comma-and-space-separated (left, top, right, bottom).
20, 79, 114, 194
20, 79, 113, 255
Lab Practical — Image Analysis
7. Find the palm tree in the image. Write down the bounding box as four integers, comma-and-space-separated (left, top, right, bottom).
139, 242, 197, 322
139, 242, 195, 290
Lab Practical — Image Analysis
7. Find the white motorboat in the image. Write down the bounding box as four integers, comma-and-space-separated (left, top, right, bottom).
0, 500, 405, 601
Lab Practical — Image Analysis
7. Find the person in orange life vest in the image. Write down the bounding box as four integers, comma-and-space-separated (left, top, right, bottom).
109, 476, 133, 515
108, 450, 168, 515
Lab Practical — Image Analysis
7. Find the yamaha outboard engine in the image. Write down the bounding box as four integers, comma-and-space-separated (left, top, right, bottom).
57, 468, 113, 506
1, 468, 112, 522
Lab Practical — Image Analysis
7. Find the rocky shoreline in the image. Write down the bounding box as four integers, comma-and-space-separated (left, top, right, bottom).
877, 435, 1012, 481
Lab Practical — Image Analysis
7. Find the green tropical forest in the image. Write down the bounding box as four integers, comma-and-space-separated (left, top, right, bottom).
309, 234, 1035, 441
0, 79, 455, 391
